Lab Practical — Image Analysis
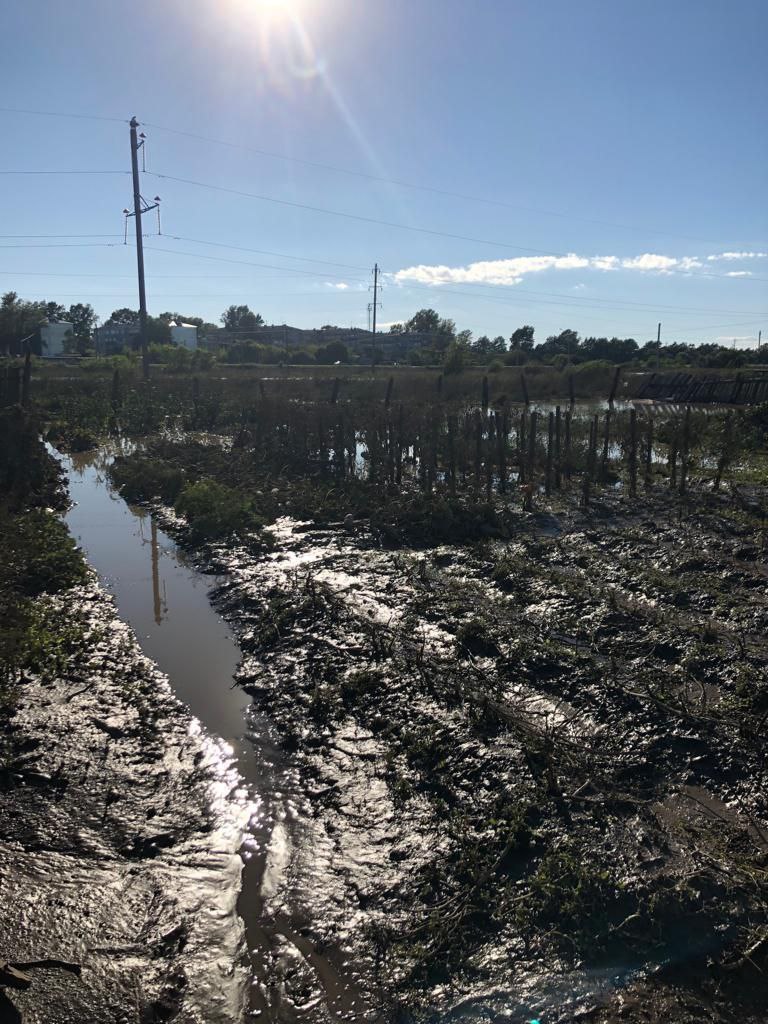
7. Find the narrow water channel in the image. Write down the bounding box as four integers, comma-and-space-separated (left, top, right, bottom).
59, 448, 360, 1022
62, 448, 248, 746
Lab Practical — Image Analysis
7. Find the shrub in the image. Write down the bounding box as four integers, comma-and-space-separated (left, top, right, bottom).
443, 341, 466, 375
110, 456, 186, 504
0, 508, 86, 597
174, 478, 258, 540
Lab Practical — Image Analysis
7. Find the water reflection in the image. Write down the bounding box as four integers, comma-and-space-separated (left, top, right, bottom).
61, 447, 248, 745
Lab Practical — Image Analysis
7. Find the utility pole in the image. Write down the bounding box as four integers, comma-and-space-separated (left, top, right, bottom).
127, 117, 160, 381
371, 263, 380, 335
759, 330, 762, 351
656, 321, 661, 371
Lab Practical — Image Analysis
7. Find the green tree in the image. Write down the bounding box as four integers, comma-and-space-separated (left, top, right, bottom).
221, 305, 264, 332
316, 340, 350, 364
107, 307, 140, 324
539, 329, 579, 361
44, 302, 67, 322
473, 335, 491, 358
443, 339, 467, 375
510, 325, 535, 352
0, 293, 48, 356
158, 312, 205, 328
66, 303, 98, 353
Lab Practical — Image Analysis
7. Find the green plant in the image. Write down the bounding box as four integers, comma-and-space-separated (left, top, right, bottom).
174, 478, 259, 540
110, 456, 186, 504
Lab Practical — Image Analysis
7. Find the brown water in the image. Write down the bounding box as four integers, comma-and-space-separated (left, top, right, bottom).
62, 448, 248, 746
59, 449, 365, 1021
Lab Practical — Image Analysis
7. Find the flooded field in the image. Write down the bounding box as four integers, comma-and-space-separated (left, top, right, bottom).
2, 377, 767, 1023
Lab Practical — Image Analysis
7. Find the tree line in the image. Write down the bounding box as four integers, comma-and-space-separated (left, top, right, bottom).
1, 291, 763, 370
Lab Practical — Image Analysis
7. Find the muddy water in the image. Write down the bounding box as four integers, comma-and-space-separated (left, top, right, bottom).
60, 449, 368, 1022
63, 449, 247, 746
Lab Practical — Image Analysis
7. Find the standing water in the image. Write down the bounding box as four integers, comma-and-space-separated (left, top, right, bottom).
62, 448, 248, 745
59, 448, 367, 1022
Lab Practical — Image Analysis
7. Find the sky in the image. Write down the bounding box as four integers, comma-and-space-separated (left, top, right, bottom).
1, 0, 766, 347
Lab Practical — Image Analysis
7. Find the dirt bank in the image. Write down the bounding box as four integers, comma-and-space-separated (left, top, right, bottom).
0, 577, 248, 1024
153, 485, 768, 1024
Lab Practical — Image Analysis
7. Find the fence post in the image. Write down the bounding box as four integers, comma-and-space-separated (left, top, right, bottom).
21, 351, 31, 409
628, 407, 637, 497
527, 409, 538, 484
679, 405, 691, 495
644, 415, 653, 491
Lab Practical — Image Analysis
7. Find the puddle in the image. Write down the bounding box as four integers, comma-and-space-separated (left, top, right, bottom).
62, 448, 247, 746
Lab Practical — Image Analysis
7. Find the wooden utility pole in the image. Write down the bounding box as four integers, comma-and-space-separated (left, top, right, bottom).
656, 322, 662, 371
127, 118, 160, 381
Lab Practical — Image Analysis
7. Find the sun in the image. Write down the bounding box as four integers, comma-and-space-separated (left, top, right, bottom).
254, 0, 298, 15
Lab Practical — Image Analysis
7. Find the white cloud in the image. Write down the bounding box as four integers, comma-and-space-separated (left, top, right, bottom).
325, 281, 349, 290
392, 250, 719, 288
392, 253, 590, 287
592, 256, 619, 270
620, 253, 679, 272
724, 270, 752, 277
707, 251, 767, 261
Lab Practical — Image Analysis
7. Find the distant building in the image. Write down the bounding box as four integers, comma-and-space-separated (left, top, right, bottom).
39, 321, 73, 358
196, 323, 431, 361
169, 322, 198, 350
93, 321, 139, 356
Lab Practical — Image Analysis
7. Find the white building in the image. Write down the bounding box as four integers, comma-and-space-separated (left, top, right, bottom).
169, 322, 198, 350
40, 321, 73, 358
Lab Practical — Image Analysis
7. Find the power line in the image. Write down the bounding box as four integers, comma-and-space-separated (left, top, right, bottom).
143, 236, 767, 319
146, 170, 768, 283
134, 229, 768, 317
0, 170, 127, 175
2, 106, 761, 253
162, 234, 369, 271
0, 106, 125, 123
390, 278, 768, 318
0, 242, 123, 249
147, 171, 574, 257
0, 270, 251, 278
142, 119, 757, 248
142, 243, 368, 283
0, 233, 123, 239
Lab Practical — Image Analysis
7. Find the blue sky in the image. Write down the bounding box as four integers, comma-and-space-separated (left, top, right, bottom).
2, 0, 766, 346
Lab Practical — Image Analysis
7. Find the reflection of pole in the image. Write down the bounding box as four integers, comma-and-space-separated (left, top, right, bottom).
151, 518, 162, 625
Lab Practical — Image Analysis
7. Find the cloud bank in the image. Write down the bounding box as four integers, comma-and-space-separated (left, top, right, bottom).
391, 250, 764, 288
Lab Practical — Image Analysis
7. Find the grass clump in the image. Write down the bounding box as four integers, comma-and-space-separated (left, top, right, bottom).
110, 454, 186, 504
174, 478, 260, 541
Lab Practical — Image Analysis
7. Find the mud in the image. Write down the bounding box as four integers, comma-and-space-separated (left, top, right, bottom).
179, 487, 768, 1023
0, 583, 248, 1023
5, 421, 767, 1023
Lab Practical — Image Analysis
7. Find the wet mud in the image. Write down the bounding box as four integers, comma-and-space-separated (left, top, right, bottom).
186, 489, 768, 1023
0, 581, 249, 1023
5, 427, 767, 1023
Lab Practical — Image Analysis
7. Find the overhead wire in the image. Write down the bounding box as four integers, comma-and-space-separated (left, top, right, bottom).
142, 119, 759, 248
0, 106, 125, 123
146, 170, 768, 284
0, 170, 128, 175
0, 108, 759, 249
